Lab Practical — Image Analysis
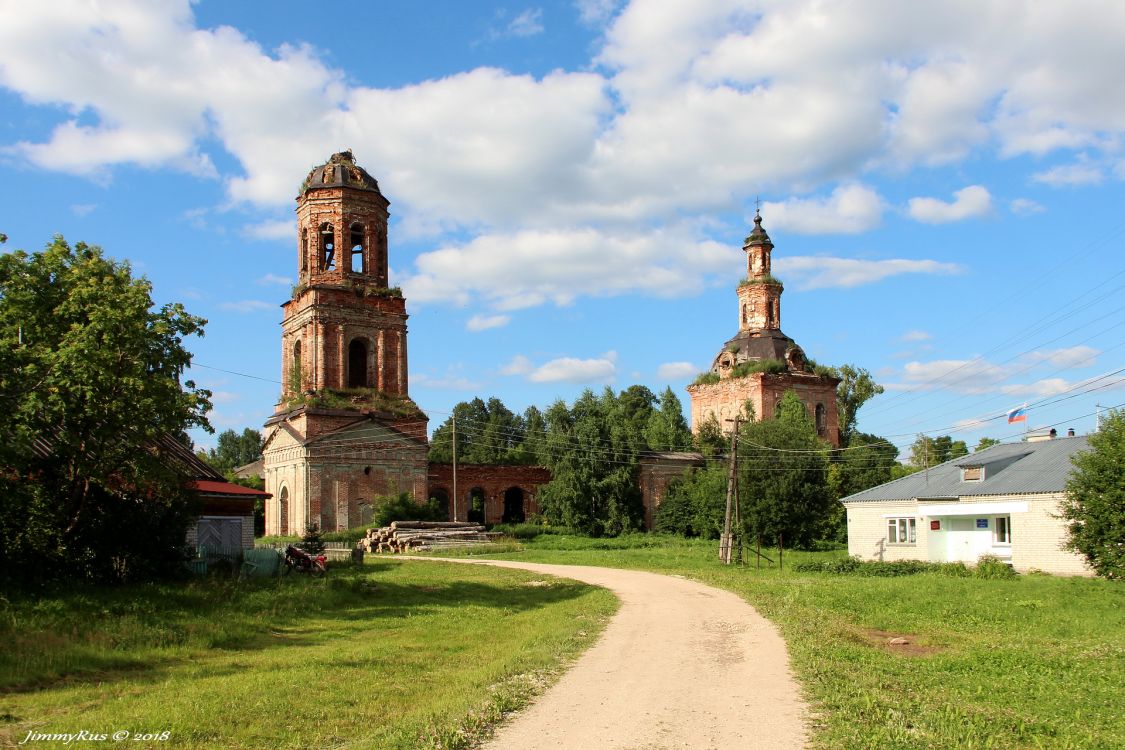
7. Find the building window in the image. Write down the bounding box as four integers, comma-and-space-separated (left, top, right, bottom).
962, 466, 983, 481
319, 222, 335, 270
887, 517, 916, 544
994, 516, 1011, 544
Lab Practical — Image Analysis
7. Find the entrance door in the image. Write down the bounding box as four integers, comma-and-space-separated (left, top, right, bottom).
945, 517, 977, 563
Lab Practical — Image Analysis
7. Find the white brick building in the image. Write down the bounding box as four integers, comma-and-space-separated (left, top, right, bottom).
841, 435, 1093, 575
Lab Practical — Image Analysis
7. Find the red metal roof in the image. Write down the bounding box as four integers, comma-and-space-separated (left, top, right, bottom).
187, 480, 271, 498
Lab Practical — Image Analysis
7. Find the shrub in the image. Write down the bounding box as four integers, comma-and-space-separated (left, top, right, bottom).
974, 554, 1018, 579
300, 522, 326, 555
372, 492, 447, 527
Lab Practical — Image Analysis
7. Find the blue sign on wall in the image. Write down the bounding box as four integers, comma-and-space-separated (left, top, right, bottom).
976, 518, 989, 529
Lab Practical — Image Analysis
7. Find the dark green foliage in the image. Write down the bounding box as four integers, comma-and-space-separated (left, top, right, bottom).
739, 391, 833, 550
643, 387, 693, 452
825, 432, 899, 540
300, 522, 326, 555
654, 464, 728, 538
0, 237, 211, 585
1061, 410, 1125, 578
793, 555, 1016, 579
974, 554, 1018, 579
975, 436, 1001, 452
428, 397, 533, 464
910, 434, 969, 468
694, 413, 727, 458
535, 388, 647, 536
822, 364, 884, 446
200, 428, 262, 474
373, 492, 448, 527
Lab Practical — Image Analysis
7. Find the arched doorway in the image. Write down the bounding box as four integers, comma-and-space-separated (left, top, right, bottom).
502, 487, 525, 524
278, 486, 289, 536
467, 487, 486, 524
430, 488, 450, 520
348, 339, 367, 388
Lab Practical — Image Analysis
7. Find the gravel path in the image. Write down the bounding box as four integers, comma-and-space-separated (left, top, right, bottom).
409, 558, 808, 750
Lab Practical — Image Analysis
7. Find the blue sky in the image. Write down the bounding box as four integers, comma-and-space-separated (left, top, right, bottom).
2, 0, 1124, 456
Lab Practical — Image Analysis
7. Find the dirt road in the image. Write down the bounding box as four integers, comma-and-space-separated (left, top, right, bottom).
414, 558, 808, 750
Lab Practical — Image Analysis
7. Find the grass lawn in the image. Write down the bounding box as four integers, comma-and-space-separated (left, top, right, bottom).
0, 559, 616, 749
437, 532, 1125, 750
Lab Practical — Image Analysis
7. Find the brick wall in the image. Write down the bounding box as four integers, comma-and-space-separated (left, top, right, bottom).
427, 464, 550, 523
687, 371, 840, 446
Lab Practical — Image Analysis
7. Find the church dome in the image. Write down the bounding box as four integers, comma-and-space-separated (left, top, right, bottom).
301, 150, 383, 196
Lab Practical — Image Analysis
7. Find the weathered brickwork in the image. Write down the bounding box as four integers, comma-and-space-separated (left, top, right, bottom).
637, 453, 706, 529
427, 464, 550, 524
687, 212, 841, 447
263, 152, 429, 536
688, 372, 840, 445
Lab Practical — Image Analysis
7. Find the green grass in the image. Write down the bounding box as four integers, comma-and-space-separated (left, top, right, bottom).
0, 561, 616, 749
433, 533, 1125, 750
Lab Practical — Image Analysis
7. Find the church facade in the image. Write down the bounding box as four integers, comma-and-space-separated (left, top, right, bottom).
261, 152, 430, 536
687, 213, 841, 447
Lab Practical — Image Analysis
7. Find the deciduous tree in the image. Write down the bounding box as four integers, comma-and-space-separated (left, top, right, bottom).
1061, 410, 1125, 578
0, 237, 211, 583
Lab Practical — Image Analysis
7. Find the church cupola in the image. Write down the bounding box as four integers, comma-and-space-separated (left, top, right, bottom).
737, 211, 783, 332
296, 150, 390, 289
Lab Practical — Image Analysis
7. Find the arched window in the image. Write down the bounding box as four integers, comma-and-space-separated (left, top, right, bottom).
815, 403, 827, 436
300, 228, 308, 272
278, 486, 289, 536
319, 222, 335, 270
350, 222, 365, 273
348, 338, 367, 388
290, 340, 302, 393
467, 487, 486, 524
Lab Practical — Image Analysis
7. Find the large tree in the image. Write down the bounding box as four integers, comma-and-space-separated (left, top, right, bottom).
1060, 410, 1125, 578
823, 364, 884, 446
644, 387, 693, 452
428, 397, 528, 464
909, 434, 968, 468
738, 391, 833, 549
0, 237, 211, 583
202, 427, 262, 474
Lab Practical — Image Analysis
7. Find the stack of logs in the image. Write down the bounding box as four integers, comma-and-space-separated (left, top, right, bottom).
360, 521, 500, 553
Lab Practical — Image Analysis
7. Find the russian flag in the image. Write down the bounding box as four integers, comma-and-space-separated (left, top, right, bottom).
1007, 406, 1027, 424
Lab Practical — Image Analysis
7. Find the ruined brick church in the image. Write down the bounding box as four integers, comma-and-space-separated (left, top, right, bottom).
262, 152, 547, 536
262, 152, 841, 536
686, 212, 841, 447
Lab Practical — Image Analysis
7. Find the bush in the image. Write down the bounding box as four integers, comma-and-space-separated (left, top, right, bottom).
300, 522, 326, 555
372, 492, 447, 527
974, 554, 1018, 579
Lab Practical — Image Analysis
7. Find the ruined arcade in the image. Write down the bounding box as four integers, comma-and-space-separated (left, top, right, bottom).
262, 152, 429, 536
687, 213, 841, 446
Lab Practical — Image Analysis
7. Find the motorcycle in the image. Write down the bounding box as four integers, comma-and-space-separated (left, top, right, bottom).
283, 544, 328, 577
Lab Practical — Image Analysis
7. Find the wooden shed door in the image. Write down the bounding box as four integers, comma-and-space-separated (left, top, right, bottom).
197, 518, 243, 551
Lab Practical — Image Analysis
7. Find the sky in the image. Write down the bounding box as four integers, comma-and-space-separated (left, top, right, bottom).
2, 0, 1124, 457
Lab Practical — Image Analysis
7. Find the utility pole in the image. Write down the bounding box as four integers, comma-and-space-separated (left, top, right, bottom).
719, 416, 740, 564
452, 413, 458, 522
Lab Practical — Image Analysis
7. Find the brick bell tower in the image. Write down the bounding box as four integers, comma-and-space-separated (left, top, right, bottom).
686, 211, 841, 446
261, 151, 429, 536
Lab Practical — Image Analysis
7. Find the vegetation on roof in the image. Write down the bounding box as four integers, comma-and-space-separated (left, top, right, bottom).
738, 274, 784, 290
284, 388, 425, 419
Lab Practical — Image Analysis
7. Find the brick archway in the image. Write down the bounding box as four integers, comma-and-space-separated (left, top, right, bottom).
427, 464, 551, 524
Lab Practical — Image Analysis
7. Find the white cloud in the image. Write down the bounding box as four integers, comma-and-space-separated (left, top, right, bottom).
1032, 160, 1104, 187
70, 203, 96, 216
219, 299, 276, 313
243, 219, 295, 241
466, 314, 511, 332
401, 225, 738, 311
907, 185, 993, 224
210, 390, 240, 404
256, 273, 292, 286
528, 351, 617, 384
1009, 198, 1045, 216
507, 8, 545, 38
900, 358, 1011, 394
762, 184, 884, 235
1023, 345, 1099, 369
576, 0, 623, 25
499, 355, 534, 376
900, 330, 932, 342
1000, 378, 1074, 398
775, 257, 962, 291
656, 361, 697, 380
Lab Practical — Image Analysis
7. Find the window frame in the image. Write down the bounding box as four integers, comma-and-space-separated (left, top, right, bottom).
886, 516, 917, 545
994, 515, 1011, 545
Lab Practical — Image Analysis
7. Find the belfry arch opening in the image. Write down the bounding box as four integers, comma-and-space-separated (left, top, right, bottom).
348, 338, 368, 388
350, 222, 365, 273
319, 222, 335, 270
291, 339, 302, 393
